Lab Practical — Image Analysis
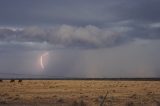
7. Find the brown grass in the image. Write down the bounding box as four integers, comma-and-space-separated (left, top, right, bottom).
0, 80, 160, 106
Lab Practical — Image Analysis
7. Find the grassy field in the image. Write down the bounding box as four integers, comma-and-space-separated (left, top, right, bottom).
0, 80, 160, 106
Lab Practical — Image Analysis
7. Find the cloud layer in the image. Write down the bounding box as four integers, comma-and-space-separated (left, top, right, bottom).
0, 0, 160, 26
0, 0, 160, 78
0, 23, 160, 49
0, 0, 160, 49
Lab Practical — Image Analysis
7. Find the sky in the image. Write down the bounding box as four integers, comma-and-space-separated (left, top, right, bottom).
0, 0, 160, 78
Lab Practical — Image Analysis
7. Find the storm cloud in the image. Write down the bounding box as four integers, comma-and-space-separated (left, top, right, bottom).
0, 22, 160, 49
0, 0, 160, 78
1, 0, 160, 49
0, 0, 160, 26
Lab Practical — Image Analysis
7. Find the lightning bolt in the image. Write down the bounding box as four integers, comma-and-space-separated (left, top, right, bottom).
40, 52, 49, 69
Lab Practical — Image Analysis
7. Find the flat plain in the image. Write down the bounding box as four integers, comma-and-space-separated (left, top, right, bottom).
0, 80, 160, 106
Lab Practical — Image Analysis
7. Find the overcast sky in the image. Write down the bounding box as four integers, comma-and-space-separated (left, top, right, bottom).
0, 0, 160, 78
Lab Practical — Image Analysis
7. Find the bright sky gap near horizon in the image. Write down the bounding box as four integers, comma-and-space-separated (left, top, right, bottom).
0, 0, 160, 78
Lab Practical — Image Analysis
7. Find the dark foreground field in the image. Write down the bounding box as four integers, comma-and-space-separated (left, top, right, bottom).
0, 80, 160, 106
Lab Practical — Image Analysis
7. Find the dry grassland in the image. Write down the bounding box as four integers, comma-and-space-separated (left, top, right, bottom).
0, 80, 160, 106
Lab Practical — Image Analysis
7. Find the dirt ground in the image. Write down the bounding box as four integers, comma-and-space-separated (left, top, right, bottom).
0, 80, 160, 106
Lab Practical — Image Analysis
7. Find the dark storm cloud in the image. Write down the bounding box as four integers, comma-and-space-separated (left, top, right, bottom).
0, 0, 160, 26
0, 0, 160, 49
0, 22, 160, 49
0, 25, 129, 49
0, 0, 160, 78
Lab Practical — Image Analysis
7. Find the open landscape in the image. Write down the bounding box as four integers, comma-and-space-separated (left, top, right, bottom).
0, 80, 160, 106
1, 0, 160, 106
